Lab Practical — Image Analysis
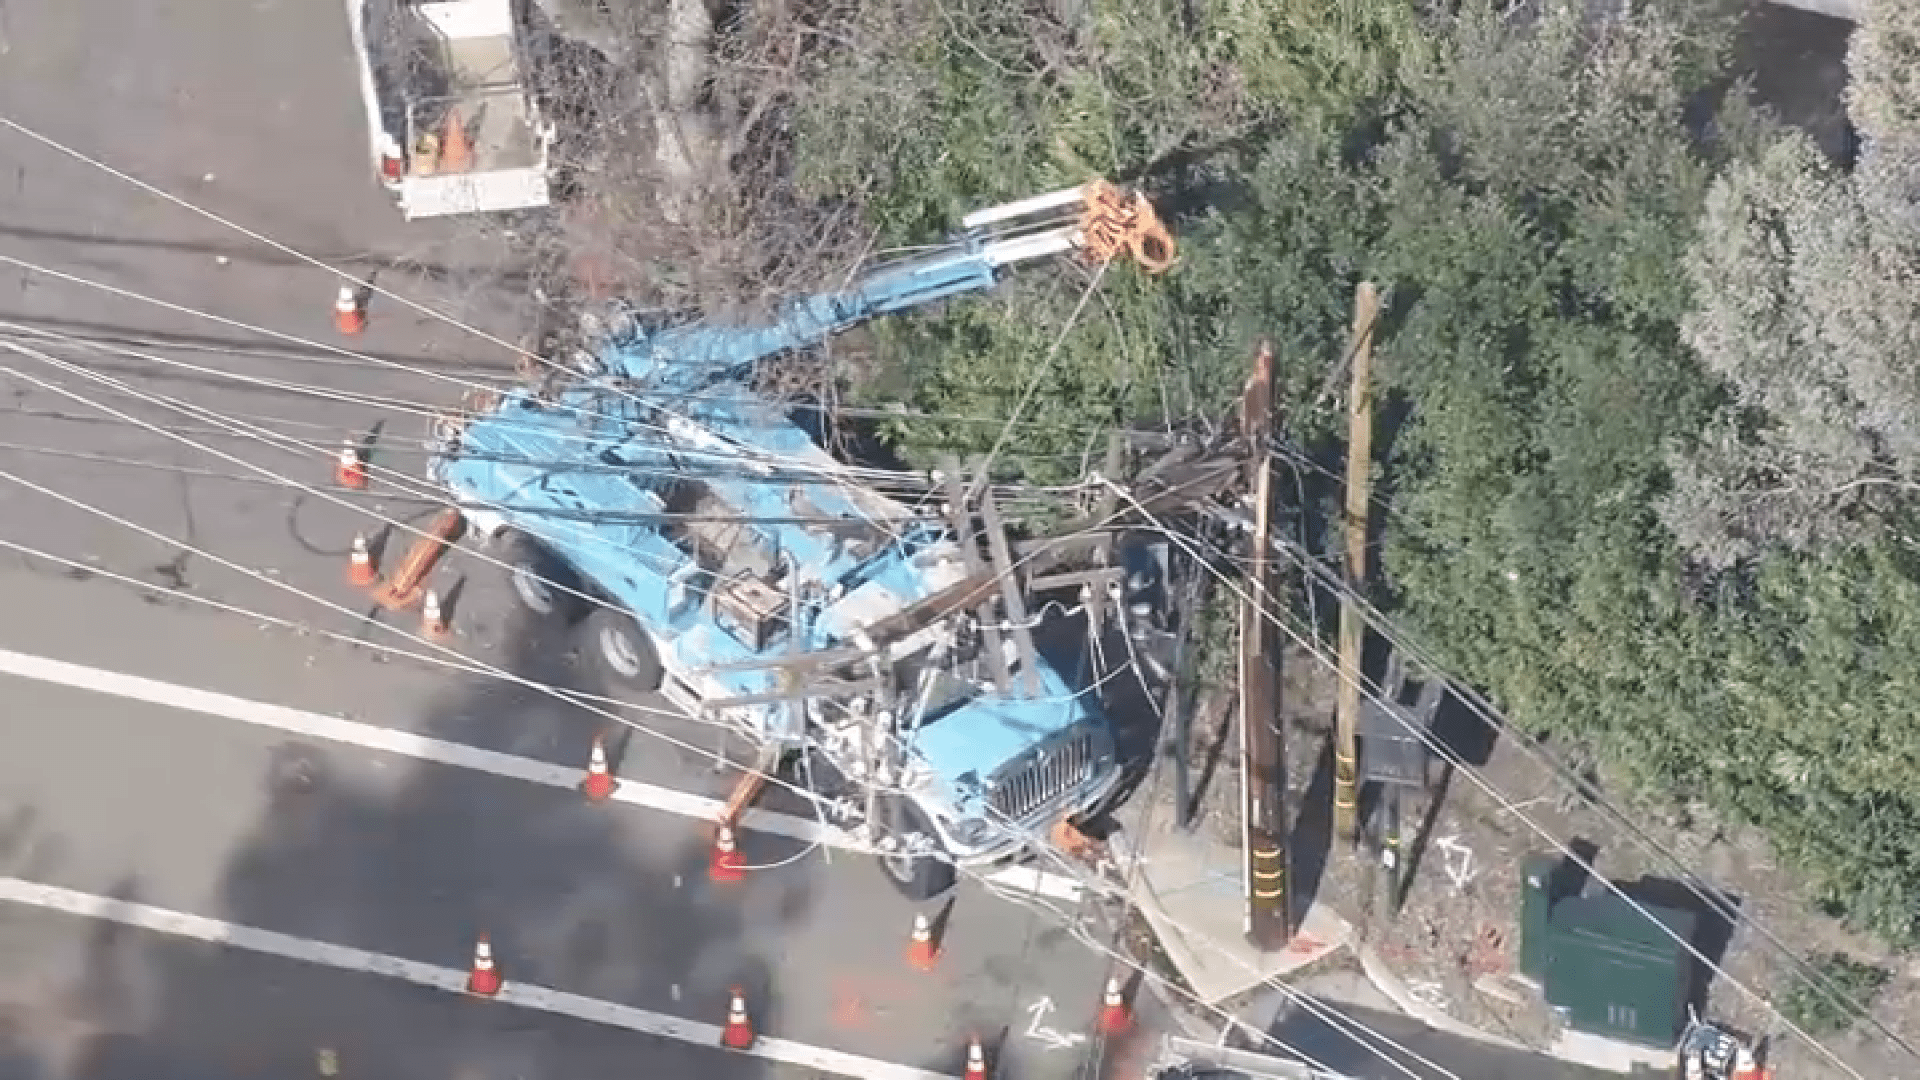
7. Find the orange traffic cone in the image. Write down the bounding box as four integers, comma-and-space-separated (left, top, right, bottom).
1098, 975, 1132, 1036
441, 109, 474, 174
421, 588, 448, 639
579, 734, 617, 801
348, 533, 377, 587
466, 934, 501, 996
710, 824, 744, 883
963, 1034, 988, 1079
334, 440, 367, 489
720, 987, 754, 1050
334, 284, 366, 335
906, 911, 938, 971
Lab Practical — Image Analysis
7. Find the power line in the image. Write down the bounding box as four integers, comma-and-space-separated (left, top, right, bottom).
0, 111, 1525, 1075
1248, 436, 1920, 1063
0, 112, 1145, 500
0, 525, 1446, 1080
1104, 478, 1874, 1080
18, 267, 1873, 1060
0, 419, 1384, 1071
0, 255, 894, 494
0, 295, 1091, 506
0, 347, 1473, 1079
0, 112, 542, 364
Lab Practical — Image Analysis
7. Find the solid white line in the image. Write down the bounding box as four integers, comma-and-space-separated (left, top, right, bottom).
0, 876, 957, 1080
0, 646, 1083, 903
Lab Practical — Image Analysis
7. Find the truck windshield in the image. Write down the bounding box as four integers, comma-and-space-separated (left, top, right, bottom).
898, 650, 975, 727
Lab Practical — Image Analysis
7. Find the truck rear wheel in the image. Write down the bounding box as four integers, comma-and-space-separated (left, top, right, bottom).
583, 604, 661, 693
876, 800, 958, 901
497, 530, 583, 622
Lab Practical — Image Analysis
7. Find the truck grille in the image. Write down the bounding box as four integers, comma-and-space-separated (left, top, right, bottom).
989, 731, 1098, 823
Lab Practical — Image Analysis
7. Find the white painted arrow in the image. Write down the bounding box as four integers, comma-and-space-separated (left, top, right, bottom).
1023, 996, 1088, 1051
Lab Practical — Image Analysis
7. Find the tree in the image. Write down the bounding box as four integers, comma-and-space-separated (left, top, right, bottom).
1849, 0, 1920, 236
1664, 0, 1920, 567
783, 0, 1431, 480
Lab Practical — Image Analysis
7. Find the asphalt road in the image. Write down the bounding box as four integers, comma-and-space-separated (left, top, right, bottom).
0, 559, 1143, 1080
0, 902, 819, 1080
0, 1, 1159, 1078
0, 0, 542, 644
1264, 1000, 1627, 1080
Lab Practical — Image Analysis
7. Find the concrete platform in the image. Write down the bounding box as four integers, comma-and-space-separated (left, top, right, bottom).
1113, 797, 1352, 1005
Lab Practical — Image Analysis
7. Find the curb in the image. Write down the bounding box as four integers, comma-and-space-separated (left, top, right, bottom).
1352, 943, 1531, 1052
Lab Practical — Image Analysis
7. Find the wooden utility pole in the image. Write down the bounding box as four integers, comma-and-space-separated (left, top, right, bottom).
1240, 340, 1291, 949
1334, 283, 1380, 847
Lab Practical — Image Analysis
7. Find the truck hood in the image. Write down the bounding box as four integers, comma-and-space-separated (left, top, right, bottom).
908, 683, 1088, 803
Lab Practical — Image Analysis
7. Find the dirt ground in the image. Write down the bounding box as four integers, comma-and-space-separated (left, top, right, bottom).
1237, 638, 1920, 1080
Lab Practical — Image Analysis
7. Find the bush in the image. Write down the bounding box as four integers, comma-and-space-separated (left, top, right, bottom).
1779, 953, 1892, 1036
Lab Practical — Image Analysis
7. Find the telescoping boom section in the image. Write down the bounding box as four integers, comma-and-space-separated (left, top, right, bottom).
428, 179, 1174, 875
595, 179, 1175, 391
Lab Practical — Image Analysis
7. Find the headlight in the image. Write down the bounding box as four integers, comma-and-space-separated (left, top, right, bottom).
950, 818, 994, 846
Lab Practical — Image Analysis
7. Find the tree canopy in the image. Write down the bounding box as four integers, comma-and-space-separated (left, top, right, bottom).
773, 0, 1920, 948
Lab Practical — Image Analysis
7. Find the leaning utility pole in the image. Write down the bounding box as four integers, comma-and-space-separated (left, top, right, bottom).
1240, 340, 1291, 949
1334, 283, 1379, 847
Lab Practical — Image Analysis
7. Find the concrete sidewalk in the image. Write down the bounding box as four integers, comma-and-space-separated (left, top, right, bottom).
1105, 748, 1674, 1078
1110, 790, 1351, 1005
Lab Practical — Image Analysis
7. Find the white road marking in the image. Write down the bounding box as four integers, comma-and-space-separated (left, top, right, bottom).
1022, 996, 1089, 1051
0, 876, 956, 1080
0, 646, 1084, 903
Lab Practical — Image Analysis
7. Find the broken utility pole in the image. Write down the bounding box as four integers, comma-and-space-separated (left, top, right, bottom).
1334, 282, 1380, 848
1240, 340, 1291, 950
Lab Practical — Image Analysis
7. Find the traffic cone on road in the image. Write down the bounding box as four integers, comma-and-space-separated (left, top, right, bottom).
348, 532, 378, 587
963, 1034, 988, 1079
334, 440, 367, 490
421, 589, 449, 639
710, 823, 745, 883
1098, 975, 1132, 1036
333, 284, 367, 335
720, 987, 754, 1050
466, 934, 501, 997
579, 734, 617, 801
906, 911, 938, 971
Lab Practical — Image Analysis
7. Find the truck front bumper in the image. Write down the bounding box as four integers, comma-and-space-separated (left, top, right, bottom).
937, 761, 1127, 869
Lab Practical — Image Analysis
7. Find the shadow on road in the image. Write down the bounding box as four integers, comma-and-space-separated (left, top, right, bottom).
1264, 997, 1625, 1080
1, 591, 820, 1080
0, 223, 554, 297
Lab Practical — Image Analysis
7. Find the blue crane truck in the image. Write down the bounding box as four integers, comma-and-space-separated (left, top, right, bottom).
427, 181, 1175, 897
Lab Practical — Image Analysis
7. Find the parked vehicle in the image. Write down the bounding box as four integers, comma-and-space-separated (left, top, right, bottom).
344, 0, 556, 218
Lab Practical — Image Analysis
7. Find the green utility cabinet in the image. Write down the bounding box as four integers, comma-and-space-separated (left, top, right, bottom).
1518, 854, 1698, 1048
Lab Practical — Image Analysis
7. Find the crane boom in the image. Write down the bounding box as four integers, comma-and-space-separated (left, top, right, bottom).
598, 180, 1172, 391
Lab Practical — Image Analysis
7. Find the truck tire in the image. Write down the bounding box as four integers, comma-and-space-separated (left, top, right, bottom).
582, 604, 661, 693
497, 530, 584, 622
876, 800, 958, 901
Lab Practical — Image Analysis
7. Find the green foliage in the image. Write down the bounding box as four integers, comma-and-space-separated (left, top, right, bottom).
789, 0, 1920, 947
1780, 952, 1892, 1036
791, 0, 1429, 479
1668, 128, 1920, 567
1848, 0, 1920, 149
